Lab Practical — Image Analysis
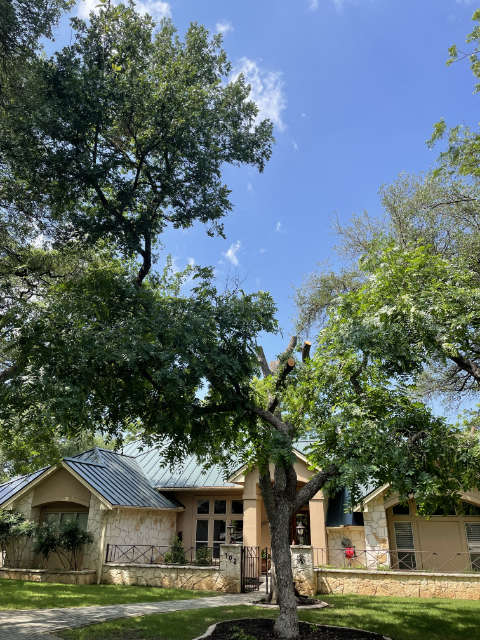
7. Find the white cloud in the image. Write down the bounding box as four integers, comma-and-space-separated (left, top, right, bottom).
187, 257, 195, 266
216, 20, 233, 35
259, 248, 267, 254
77, 0, 171, 19
77, 0, 97, 18
231, 58, 286, 131
247, 182, 254, 192
309, 0, 319, 9
275, 221, 283, 233
224, 240, 241, 266
292, 140, 299, 152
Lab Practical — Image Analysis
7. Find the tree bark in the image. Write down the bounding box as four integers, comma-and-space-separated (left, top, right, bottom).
270, 503, 298, 639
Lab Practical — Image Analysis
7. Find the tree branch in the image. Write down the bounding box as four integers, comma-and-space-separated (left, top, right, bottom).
449, 354, 480, 385
302, 341, 311, 362
254, 407, 291, 435
256, 346, 272, 377
294, 464, 338, 511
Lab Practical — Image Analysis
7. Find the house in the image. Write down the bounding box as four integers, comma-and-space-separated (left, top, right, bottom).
2, 443, 480, 580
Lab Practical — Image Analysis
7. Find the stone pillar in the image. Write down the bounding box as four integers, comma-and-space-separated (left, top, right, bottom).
242, 470, 262, 547
290, 545, 315, 596
83, 495, 108, 576
219, 544, 242, 593
363, 496, 390, 569
309, 490, 327, 566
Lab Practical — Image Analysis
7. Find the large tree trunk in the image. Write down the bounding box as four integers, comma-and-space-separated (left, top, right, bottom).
270, 504, 298, 639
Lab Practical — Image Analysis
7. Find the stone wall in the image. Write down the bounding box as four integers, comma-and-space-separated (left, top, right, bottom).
316, 568, 480, 600
105, 508, 176, 548
362, 496, 390, 568
0, 568, 96, 585
102, 564, 231, 592
291, 546, 316, 596
102, 544, 242, 593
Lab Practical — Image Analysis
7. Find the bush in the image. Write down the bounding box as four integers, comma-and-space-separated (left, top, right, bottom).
164, 536, 186, 564
0, 509, 36, 567
33, 521, 59, 568
195, 546, 212, 565
57, 520, 93, 571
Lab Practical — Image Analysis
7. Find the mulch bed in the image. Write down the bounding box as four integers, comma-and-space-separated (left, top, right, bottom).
200, 619, 391, 640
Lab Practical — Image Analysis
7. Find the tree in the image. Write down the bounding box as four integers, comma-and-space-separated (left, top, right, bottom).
0, 2, 275, 455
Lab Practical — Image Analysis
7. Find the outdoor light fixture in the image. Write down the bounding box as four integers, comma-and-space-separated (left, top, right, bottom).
296, 521, 306, 545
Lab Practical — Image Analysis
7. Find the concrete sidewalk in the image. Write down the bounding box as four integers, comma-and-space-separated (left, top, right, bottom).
0, 593, 256, 640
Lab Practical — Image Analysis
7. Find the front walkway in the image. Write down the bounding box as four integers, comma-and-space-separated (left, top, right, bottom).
0, 593, 256, 640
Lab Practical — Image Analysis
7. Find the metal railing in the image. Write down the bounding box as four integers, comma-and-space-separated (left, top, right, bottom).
105, 544, 220, 566
313, 547, 480, 574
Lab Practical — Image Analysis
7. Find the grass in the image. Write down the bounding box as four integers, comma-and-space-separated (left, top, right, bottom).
58, 594, 480, 640
0, 580, 219, 610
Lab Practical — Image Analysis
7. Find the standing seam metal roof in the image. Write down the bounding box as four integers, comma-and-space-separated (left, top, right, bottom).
64, 448, 179, 509
123, 442, 239, 489
0, 467, 48, 506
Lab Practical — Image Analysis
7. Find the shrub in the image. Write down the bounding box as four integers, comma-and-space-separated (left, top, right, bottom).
57, 520, 93, 571
195, 546, 212, 565
33, 521, 59, 568
0, 509, 36, 567
164, 536, 186, 564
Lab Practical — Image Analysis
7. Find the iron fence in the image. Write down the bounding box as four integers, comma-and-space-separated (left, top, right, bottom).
105, 544, 219, 566
313, 547, 480, 573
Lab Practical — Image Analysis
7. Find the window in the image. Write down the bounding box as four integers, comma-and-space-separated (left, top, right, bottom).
230, 520, 243, 544
232, 500, 244, 515
214, 500, 226, 514
392, 503, 410, 515
213, 520, 226, 558
44, 512, 88, 530
195, 519, 208, 549
197, 499, 209, 515
461, 502, 480, 517
394, 522, 416, 569
193, 498, 243, 555
466, 523, 480, 572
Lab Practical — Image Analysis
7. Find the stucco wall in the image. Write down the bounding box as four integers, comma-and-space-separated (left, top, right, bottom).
32, 469, 90, 507
325, 526, 367, 568
317, 567, 480, 600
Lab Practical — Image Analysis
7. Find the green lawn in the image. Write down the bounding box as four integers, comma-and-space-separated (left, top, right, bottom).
0, 580, 219, 610
58, 595, 480, 640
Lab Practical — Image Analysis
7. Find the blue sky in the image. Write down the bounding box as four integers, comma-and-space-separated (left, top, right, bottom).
54, 0, 479, 362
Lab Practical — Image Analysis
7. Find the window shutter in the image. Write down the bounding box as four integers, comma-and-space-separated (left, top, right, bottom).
466, 523, 480, 550
394, 522, 415, 550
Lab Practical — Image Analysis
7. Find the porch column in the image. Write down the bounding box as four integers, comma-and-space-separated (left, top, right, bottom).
363, 495, 390, 569
309, 490, 327, 566
242, 470, 262, 547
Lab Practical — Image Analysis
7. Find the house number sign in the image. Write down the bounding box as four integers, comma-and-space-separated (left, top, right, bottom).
224, 553, 237, 565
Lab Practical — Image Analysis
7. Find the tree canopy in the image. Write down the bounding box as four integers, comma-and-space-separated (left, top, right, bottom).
0, 2, 276, 471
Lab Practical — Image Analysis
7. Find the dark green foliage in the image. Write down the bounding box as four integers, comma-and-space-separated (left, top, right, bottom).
0, 2, 276, 467
195, 546, 212, 566
33, 521, 59, 567
57, 520, 94, 571
164, 535, 186, 564
0, 509, 36, 567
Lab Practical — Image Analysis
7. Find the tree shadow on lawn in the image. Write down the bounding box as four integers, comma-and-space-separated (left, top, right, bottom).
311, 595, 480, 640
